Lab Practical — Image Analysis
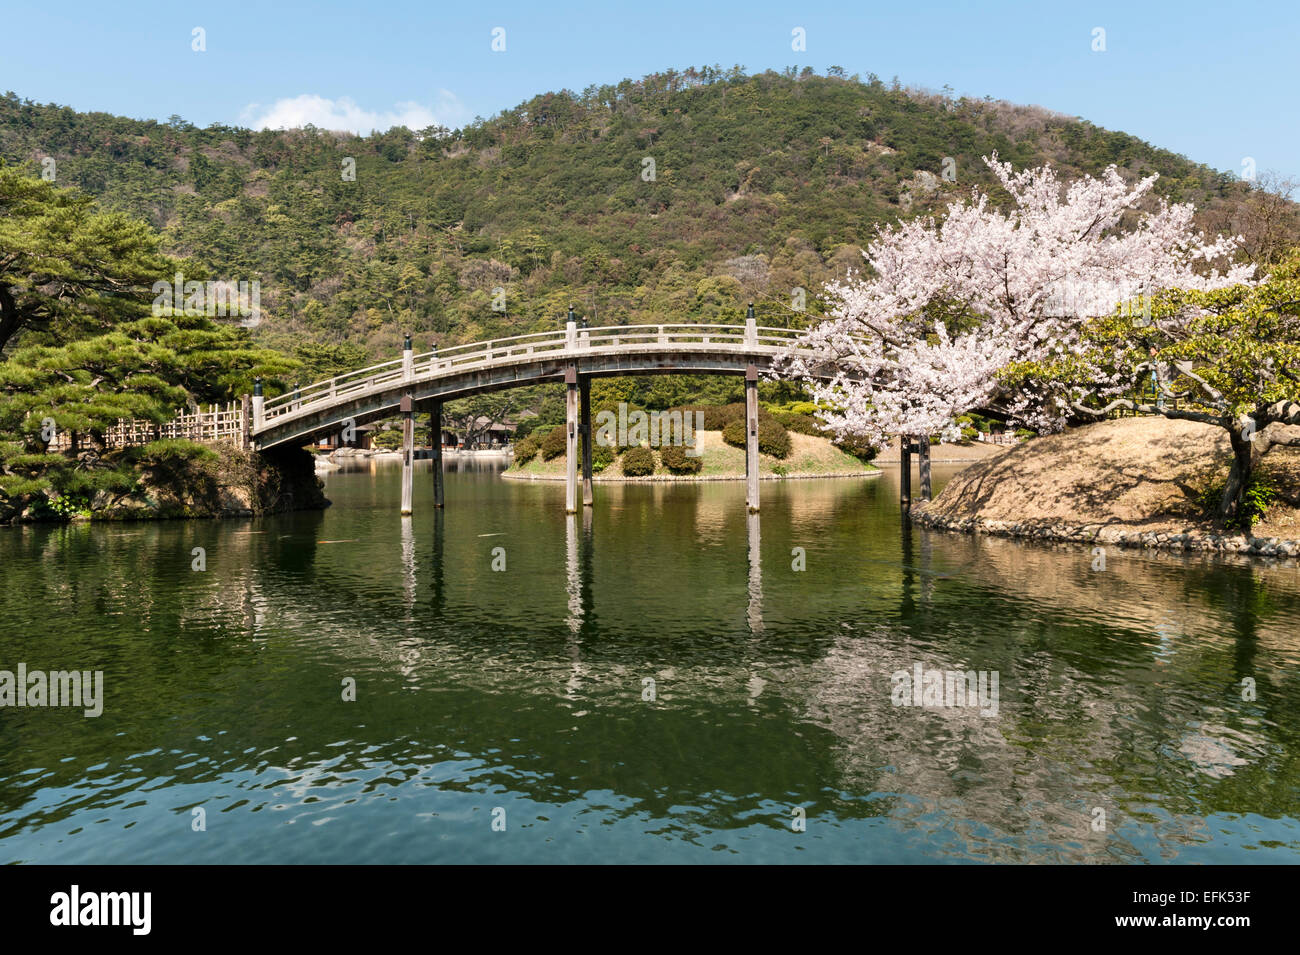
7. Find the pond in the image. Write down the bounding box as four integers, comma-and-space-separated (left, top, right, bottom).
1, 459, 1298, 863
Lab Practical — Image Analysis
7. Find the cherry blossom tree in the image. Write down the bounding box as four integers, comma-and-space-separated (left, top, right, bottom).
780, 155, 1254, 449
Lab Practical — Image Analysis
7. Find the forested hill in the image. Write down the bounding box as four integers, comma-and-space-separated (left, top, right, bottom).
0, 67, 1284, 367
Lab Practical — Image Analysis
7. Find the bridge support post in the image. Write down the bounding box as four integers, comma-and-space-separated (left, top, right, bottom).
251, 377, 265, 431
900, 436, 912, 513
745, 364, 760, 513
579, 375, 593, 507
400, 394, 414, 516
918, 434, 932, 502
240, 394, 251, 450
565, 364, 579, 514
430, 400, 444, 508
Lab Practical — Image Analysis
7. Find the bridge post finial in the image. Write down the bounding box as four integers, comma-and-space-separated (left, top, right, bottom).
566, 305, 577, 349
251, 377, 265, 430
745, 302, 757, 346
402, 334, 414, 381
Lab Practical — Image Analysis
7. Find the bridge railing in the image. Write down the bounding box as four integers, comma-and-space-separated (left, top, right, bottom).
259, 323, 812, 426
260, 329, 572, 422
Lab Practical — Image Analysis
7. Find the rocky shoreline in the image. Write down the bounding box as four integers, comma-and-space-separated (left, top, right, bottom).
2, 445, 329, 524
912, 509, 1300, 560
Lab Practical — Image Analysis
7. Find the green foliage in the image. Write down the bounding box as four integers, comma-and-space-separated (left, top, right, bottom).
691, 402, 746, 430
29, 494, 91, 522
442, 391, 524, 447
540, 425, 567, 461
722, 415, 791, 458
758, 418, 792, 458
1240, 479, 1279, 529
370, 428, 403, 450
4, 68, 1274, 365
591, 443, 615, 472
954, 414, 979, 442
773, 411, 822, 435
0, 165, 175, 356
833, 432, 878, 463
515, 391, 567, 439
121, 439, 219, 503
513, 435, 539, 463
513, 416, 542, 439
620, 445, 655, 476
1200, 473, 1278, 530
1021, 252, 1300, 519
659, 443, 702, 474
0, 171, 297, 513
122, 439, 218, 469
290, 341, 371, 382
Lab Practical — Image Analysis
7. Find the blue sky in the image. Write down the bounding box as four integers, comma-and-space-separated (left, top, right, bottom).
3, 0, 1297, 180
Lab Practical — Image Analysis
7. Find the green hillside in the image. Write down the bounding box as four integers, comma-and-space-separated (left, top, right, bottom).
1, 66, 1288, 372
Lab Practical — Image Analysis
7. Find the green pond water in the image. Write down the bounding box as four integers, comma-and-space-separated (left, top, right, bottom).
1, 458, 1298, 863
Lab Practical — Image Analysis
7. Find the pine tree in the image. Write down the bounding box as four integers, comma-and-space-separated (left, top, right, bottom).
0, 165, 174, 355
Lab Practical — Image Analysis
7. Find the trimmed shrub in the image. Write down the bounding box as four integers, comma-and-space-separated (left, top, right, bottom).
371, 427, 403, 450
700, 402, 746, 430
723, 416, 791, 459
592, 443, 615, 473
620, 446, 655, 476
660, 443, 702, 474
540, 425, 567, 461
833, 432, 878, 463
513, 436, 539, 464
775, 411, 822, 436
757, 417, 791, 458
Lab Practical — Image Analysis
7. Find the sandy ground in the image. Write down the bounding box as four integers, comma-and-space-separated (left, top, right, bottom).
919, 417, 1300, 537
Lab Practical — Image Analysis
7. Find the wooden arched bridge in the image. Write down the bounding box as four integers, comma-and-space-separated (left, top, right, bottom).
112, 310, 920, 514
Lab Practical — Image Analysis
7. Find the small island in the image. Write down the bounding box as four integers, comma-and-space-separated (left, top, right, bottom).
503, 402, 878, 482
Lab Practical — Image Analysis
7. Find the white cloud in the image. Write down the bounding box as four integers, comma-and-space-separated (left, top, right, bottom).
240, 91, 469, 135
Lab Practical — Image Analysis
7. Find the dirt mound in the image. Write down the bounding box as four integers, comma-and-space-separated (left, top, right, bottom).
920, 417, 1300, 538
